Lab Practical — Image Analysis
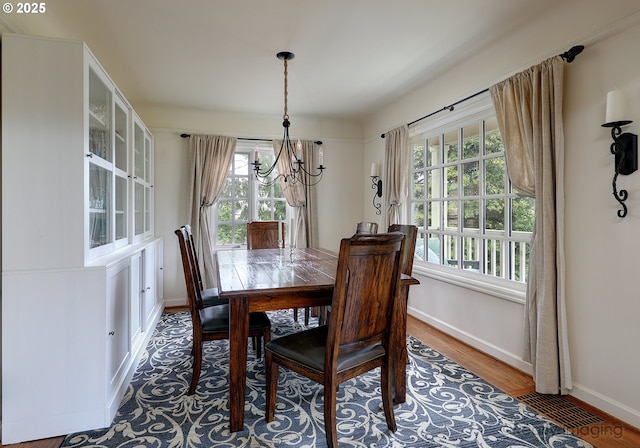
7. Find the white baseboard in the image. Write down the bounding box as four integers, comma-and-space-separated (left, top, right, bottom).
408, 307, 640, 431
163, 297, 188, 308
408, 306, 533, 375
571, 383, 640, 430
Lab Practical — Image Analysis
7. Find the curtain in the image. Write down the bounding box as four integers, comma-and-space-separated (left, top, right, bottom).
274, 139, 319, 248
188, 134, 236, 288
489, 56, 571, 394
383, 125, 409, 229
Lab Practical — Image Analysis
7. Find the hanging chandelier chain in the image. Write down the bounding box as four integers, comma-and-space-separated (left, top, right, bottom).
283, 58, 289, 120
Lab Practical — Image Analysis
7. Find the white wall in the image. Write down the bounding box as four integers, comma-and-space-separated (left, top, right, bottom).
138, 105, 366, 306
362, 7, 640, 429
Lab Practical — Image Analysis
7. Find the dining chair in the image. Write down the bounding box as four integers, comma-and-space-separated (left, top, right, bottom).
387, 224, 418, 277
246, 221, 311, 325
355, 221, 378, 234
175, 227, 272, 395
182, 224, 227, 307
246, 221, 284, 249
265, 232, 405, 448
388, 224, 418, 370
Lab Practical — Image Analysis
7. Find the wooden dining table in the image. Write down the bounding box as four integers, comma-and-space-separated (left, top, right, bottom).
215, 246, 418, 432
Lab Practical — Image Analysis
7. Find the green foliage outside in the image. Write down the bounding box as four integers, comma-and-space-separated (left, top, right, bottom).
412, 122, 535, 282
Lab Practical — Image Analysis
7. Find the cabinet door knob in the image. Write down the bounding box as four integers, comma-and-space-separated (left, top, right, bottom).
86, 153, 93, 158
108, 331, 115, 336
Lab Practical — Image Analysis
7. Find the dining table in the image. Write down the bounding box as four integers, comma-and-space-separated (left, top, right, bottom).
215, 246, 419, 432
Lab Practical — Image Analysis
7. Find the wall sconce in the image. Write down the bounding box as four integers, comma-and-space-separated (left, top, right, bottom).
602, 90, 638, 218
370, 163, 382, 215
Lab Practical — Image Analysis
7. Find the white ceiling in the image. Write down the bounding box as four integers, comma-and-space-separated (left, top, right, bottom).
4, 0, 640, 122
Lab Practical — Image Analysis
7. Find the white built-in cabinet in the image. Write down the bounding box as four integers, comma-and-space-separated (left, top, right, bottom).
1, 33, 164, 444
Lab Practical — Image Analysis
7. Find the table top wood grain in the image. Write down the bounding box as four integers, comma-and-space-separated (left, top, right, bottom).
216, 247, 339, 299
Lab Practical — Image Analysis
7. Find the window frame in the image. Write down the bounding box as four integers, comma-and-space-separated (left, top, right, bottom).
210, 141, 290, 248
407, 92, 527, 303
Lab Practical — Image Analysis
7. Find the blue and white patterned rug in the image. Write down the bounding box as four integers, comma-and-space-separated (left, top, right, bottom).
61, 311, 591, 447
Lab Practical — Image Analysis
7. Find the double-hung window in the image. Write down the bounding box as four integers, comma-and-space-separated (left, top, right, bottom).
212, 141, 288, 247
409, 93, 534, 284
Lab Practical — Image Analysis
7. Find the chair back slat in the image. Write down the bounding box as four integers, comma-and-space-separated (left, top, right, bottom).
183, 224, 204, 291
175, 227, 203, 314
247, 221, 284, 249
327, 232, 404, 356
355, 221, 378, 234
387, 224, 418, 275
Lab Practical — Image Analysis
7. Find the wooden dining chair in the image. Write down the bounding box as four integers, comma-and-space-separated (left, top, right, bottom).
355, 221, 378, 234
246, 221, 311, 325
387, 224, 418, 277
246, 221, 284, 249
265, 232, 405, 448
175, 227, 272, 395
182, 224, 227, 307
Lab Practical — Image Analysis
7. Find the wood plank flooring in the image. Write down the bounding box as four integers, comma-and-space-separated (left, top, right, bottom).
5, 313, 640, 448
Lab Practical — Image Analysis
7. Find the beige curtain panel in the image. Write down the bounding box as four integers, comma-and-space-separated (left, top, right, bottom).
188, 134, 237, 289
490, 56, 571, 395
383, 125, 409, 229
274, 139, 319, 248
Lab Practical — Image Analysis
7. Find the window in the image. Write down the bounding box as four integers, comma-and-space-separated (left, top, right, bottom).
410, 98, 534, 283
212, 142, 288, 246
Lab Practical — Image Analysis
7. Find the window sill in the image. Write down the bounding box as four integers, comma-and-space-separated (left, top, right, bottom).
412, 261, 526, 305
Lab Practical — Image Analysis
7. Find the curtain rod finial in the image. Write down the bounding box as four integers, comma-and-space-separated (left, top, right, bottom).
560, 45, 584, 63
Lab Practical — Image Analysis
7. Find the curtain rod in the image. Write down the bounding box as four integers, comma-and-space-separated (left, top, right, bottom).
180, 133, 322, 145
380, 44, 584, 138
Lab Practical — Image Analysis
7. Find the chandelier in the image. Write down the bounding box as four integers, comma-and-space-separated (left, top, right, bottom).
252, 51, 325, 186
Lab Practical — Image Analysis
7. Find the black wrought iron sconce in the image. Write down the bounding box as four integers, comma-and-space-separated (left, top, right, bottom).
602, 90, 638, 218
370, 163, 382, 215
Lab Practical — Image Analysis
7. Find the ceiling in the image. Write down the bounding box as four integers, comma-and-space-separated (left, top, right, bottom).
3, 0, 640, 122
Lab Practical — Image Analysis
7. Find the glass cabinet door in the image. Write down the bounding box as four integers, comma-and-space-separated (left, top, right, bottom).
89, 164, 112, 248
115, 175, 127, 241
89, 68, 111, 161
132, 119, 153, 239
88, 66, 114, 252
144, 132, 152, 233
114, 96, 129, 245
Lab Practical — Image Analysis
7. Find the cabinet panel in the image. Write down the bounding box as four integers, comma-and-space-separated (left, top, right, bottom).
142, 244, 157, 331
107, 259, 130, 391
130, 252, 142, 348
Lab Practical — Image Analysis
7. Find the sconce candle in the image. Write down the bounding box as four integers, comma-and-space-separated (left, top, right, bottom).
370, 162, 380, 177
605, 90, 629, 125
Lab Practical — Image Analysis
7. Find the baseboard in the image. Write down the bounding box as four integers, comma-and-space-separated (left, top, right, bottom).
163, 297, 187, 308
570, 382, 640, 430
408, 306, 533, 375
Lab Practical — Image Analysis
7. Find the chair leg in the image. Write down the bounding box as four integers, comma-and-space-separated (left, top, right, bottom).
293, 308, 299, 322
304, 307, 310, 326
381, 361, 397, 432
324, 382, 339, 448
265, 352, 278, 422
188, 340, 203, 395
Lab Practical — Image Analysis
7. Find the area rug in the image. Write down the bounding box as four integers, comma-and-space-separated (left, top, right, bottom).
61, 311, 591, 447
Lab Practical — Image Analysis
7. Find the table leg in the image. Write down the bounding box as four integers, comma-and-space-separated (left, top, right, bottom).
229, 297, 249, 432
392, 284, 409, 404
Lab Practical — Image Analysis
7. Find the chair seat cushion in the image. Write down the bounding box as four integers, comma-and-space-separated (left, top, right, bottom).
266, 325, 385, 375
200, 305, 271, 332
200, 287, 229, 307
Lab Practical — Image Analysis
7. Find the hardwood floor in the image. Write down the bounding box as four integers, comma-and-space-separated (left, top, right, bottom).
5, 313, 640, 447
